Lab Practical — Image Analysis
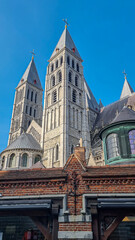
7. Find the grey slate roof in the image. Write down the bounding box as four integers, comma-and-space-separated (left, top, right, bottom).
3, 133, 42, 152
84, 79, 99, 112
112, 106, 135, 124
50, 28, 82, 60
17, 58, 42, 90
120, 79, 134, 99
93, 96, 129, 131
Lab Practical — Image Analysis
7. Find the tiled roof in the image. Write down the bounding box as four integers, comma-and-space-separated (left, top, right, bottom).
50, 28, 82, 60
0, 168, 67, 181
17, 58, 42, 90
3, 133, 42, 152
112, 106, 135, 124
93, 96, 129, 131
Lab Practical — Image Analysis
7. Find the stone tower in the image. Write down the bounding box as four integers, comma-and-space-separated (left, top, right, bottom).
8, 57, 43, 145
41, 26, 94, 168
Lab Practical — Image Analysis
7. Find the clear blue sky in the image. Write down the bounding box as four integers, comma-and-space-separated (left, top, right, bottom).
0, 0, 135, 151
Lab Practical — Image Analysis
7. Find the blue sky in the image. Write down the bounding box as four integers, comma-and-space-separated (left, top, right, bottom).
0, 0, 135, 151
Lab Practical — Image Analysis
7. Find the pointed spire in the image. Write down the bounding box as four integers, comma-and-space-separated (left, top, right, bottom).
99, 99, 104, 109
120, 73, 134, 99
17, 58, 42, 90
50, 28, 82, 60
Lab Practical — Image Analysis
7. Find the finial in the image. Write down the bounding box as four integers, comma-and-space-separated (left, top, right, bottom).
62, 19, 70, 29
122, 69, 127, 80
30, 49, 36, 60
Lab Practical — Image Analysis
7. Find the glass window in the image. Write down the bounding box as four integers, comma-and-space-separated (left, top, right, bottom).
27, 89, 29, 99
21, 153, 28, 167
35, 93, 37, 103
31, 91, 33, 101
25, 105, 28, 114
52, 76, 55, 86
34, 109, 36, 118
72, 59, 74, 69
51, 64, 54, 72
34, 155, 41, 164
52, 90, 57, 103
72, 89, 76, 103
56, 60, 58, 69
75, 75, 78, 87
58, 71, 62, 82
9, 154, 16, 168
71, 145, 74, 154
67, 56, 70, 65
76, 63, 79, 72
106, 133, 120, 159
60, 56, 63, 65
69, 72, 72, 82
29, 107, 32, 116
129, 130, 135, 154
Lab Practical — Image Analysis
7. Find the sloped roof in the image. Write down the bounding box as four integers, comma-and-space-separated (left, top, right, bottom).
112, 106, 135, 124
50, 28, 82, 60
84, 79, 99, 112
3, 133, 42, 152
120, 79, 134, 99
93, 96, 129, 131
17, 58, 42, 90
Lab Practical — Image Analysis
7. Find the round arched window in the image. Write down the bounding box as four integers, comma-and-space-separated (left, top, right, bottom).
22, 153, 28, 167
9, 153, 16, 168
34, 155, 41, 164
106, 133, 120, 159
129, 130, 135, 154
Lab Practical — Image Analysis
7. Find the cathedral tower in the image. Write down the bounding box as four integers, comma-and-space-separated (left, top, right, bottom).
8, 57, 43, 145
41, 26, 92, 167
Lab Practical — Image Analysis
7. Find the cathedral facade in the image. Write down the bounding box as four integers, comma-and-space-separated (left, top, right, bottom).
0, 26, 135, 170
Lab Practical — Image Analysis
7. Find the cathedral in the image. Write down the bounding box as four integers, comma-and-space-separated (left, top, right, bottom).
0, 25, 135, 170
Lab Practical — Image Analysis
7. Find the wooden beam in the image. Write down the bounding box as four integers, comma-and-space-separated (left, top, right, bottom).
101, 215, 125, 240
31, 216, 52, 240
52, 215, 59, 240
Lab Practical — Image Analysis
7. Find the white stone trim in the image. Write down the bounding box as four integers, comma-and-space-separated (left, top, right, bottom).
58, 231, 93, 239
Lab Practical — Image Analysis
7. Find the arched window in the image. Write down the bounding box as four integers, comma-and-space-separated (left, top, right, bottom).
27, 89, 29, 99
129, 130, 135, 154
56, 60, 58, 69
106, 133, 120, 159
51, 64, 54, 72
52, 90, 57, 103
34, 109, 36, 118
21, 153, 28, 167
50, 110, 53, 130
76, 109, 78, 129
58, 71, 62, 82
60, 56, 63, 65
76, 63, 79, 72
68, 105, 71, 126
47, 93, 51, 106
34, 155, 41, 164
52, 76, 55, 87
58, 86, 62, 100
31, 91, 33, 101
72, 59, 74, 69
56, 145, 59, 161
25, 105, 28, 114
68, 72, 72, 82
71, 145, 74, 154
9, 153, 16, 168
67, 56, 70, 65
72, 89, 77, 103
75, 75, 78, 87
29, 106, 32, 116
35, 93, 37, 103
